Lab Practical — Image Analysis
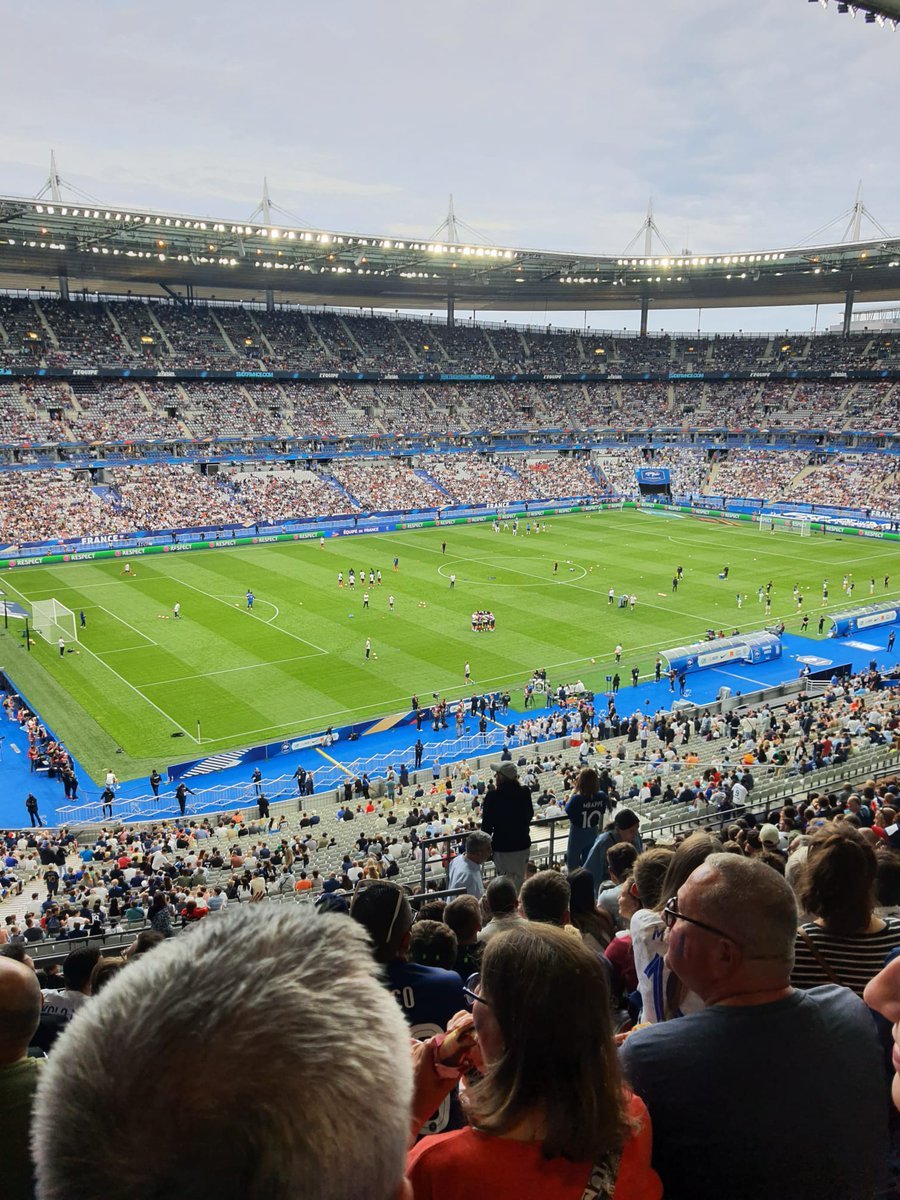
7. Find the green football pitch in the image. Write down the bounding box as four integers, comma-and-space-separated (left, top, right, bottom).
0, 510, 893, 781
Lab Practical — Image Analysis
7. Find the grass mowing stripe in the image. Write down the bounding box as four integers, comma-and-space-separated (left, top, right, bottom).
158, 567, 329, 654
2, 509, 894, 780
0, 574, 199, 746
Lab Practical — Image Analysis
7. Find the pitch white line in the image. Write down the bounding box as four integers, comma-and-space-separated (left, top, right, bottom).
138, 652, 319, 687
13, 578, 158, 592
95, 645, 158, 655
164, 572, 328, 654
95, 604, 158, 648
0, 576, 198, 745
373, 533, 737, 624
709, 667, 777, 689
664, 529, 900, 570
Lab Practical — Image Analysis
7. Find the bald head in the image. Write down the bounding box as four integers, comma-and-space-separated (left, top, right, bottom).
0, 957, 42, 1064
665, 855, 799, 1006
688, 855, 798, 964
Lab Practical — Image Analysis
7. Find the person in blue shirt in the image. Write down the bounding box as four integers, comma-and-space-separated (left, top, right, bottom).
246, 590, 255, 609
583, 809, 643, 896
565, 767, 613, 869
351, 880, 465, 1135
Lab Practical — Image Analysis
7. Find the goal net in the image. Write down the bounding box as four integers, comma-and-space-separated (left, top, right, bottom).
31, 598, 78, 645
758, 514, 812, 536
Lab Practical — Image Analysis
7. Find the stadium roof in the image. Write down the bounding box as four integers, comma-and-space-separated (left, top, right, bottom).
2, 193, 900, 314
814, 0, 900, 26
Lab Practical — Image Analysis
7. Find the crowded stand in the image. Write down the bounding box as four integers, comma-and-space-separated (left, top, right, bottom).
106, 463, 251, 530
787, 453, 898, 508
701, 334, 771, 371
280, 381, 371, 437
369, 384, 442, 436
95, 300, 160, 364
40, 299, 127, 368
329, 459, 445, 511
514, 453, 602, 498
708, 449, 810, 501
594, 382, 672, 426
69, 381, 179, 443
207, 303, 269, 365
0, 469, 110, 544
592, 449, 645, 496
860, 381, 900, 428
0, 298, 898, 541
0, 444, 898, 545
449, 382, 546, 430
0, 382, 64, 444
1, 295, 900, 382
178, 382, 273, 438
228, 467, 352, 522
0, 296, 54, 365
481, 323, 529, 370
802, 332, 876, 372
435, 324, 497, 373
149, 304, 244, 369
340, 313, 420, 372
422, 454, 535, 505
4, 658, 900, 1196
522, 328, 584, 371
253, 308, 338, 369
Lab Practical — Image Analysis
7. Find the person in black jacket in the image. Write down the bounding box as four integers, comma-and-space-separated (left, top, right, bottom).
480, 762, 534, 892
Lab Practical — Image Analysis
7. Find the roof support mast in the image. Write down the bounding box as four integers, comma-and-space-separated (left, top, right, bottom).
37, 151, 67, 298
251, 179, 276, 312
445, 195, 458, 327
640, 198, 654, 337
431, 195, 485, 328
621, 198, 673, 336
842, 181, 865, 337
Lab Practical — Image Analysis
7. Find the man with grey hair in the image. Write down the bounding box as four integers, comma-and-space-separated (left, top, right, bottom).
31, 907, 414, 1200
447, 830, 492, 898
620, 853, 887, 1200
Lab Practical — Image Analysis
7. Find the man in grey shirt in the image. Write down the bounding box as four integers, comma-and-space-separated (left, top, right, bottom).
447, 831, 492, 899
620, 854, 887, 1200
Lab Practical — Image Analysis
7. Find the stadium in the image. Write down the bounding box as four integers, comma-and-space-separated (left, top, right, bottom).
4, 4, 900, 1195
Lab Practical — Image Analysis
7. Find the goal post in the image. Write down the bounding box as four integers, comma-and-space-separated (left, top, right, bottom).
31, 598, 78, 645
758, 513, 812, 536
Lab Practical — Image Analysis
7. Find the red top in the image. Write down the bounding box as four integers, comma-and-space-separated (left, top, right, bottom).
406, 1093, 660, 1200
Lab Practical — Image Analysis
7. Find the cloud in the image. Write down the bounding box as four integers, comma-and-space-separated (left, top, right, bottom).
0, 0, 897, 330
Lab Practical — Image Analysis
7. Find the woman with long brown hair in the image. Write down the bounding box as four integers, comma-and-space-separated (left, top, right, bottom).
792, 823, 900, 997
407, 923, 661, 1199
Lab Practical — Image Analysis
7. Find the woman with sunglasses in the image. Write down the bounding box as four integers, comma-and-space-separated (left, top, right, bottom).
407, 923, 661, 1199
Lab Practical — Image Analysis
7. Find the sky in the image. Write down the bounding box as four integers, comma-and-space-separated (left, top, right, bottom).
1, 0, 899, 334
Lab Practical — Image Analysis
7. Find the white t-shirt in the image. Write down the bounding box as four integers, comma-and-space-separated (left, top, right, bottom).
630, 908, 703, 1024
41, 989, 87, 1022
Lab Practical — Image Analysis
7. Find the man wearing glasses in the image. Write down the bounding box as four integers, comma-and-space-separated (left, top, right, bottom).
620, 854, 887, 1200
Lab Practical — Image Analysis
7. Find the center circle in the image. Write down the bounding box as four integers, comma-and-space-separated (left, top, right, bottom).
437, 559, 588, 588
